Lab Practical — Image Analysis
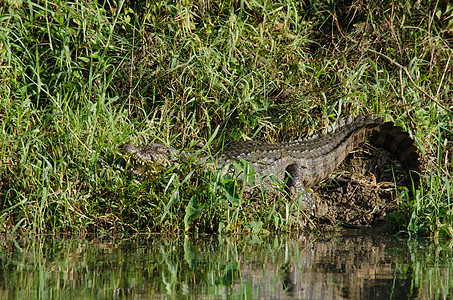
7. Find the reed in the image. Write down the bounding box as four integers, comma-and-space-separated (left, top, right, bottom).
0, 0, 451, 236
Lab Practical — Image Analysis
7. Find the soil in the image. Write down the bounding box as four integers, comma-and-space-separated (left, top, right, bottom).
312, 142, 412, 231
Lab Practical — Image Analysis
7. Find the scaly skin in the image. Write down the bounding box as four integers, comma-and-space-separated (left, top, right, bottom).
119, 115, 420, 213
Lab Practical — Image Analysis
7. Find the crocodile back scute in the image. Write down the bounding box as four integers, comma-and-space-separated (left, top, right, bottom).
219, 115, 420, 189
120, 115, 421, 196
370, 122, 421, 188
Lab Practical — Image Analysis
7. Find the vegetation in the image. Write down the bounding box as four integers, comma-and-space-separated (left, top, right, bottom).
0, 0, 451, 236
1, 234, 452, 298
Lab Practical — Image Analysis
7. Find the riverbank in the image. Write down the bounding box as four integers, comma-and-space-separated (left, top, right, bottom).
1, 0, 451, 236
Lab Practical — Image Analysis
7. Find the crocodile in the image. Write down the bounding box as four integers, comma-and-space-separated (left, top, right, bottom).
120, 115, 420, 213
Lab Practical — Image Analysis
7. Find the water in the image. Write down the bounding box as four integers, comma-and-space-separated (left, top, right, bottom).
0, 231, 451, 299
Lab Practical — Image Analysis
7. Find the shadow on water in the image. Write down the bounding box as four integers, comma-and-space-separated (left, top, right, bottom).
0, 232, 452, 299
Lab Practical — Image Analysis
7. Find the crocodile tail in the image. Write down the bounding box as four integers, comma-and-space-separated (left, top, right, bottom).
371, 122, 421, 189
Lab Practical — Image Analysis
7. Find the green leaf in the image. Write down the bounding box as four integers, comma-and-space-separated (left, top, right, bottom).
161, 188, 179, 223
184, 195, 204, 231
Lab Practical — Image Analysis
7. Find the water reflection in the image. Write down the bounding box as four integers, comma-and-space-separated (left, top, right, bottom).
0, 232, 451, 299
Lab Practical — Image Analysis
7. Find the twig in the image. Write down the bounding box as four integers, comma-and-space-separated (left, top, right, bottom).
327, 10, 449, 112
436, 53, 451, 99
128, 24, 136, 116
365, 48, 451, 112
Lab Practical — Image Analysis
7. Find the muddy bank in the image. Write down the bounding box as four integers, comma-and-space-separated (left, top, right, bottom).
313, 143, 413, 231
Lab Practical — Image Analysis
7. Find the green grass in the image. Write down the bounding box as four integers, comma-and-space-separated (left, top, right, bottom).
0, 0, 452, 236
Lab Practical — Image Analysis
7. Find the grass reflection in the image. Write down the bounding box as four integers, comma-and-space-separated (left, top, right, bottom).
0, 233, 451, 299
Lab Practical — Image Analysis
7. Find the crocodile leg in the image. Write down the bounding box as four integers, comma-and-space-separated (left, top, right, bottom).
284, 163, 315, 214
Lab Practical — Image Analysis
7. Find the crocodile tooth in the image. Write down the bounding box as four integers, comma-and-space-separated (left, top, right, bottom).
120, 114, 420, 216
